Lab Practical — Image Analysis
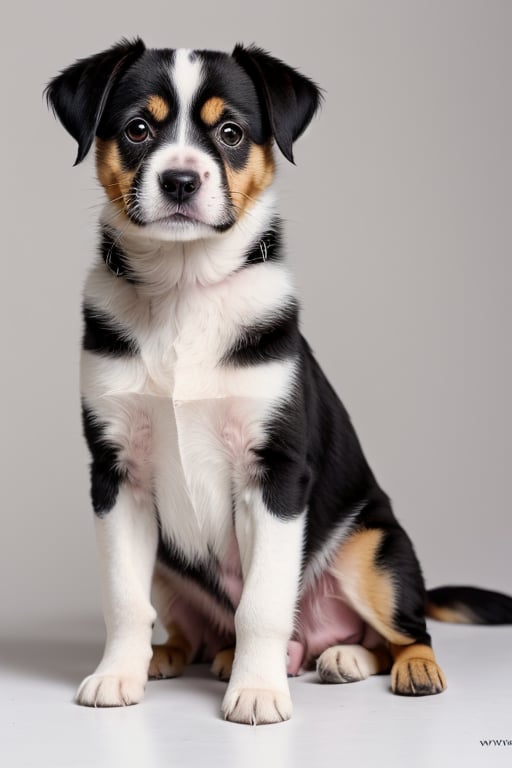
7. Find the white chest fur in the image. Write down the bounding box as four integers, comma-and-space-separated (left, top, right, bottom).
80, 252, 297, 562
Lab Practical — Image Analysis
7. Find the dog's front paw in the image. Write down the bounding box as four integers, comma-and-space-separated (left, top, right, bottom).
222, 687, 292, 725
76, 673, 146, 707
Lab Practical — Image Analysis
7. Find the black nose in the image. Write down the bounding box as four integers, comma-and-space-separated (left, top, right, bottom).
159, 170, 201, 204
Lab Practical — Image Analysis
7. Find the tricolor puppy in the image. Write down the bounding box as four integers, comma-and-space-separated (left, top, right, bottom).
46, 39, 512, 725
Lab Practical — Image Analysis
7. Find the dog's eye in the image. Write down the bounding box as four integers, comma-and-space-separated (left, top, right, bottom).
125, 118, 151, 143
218, 122, 244, 147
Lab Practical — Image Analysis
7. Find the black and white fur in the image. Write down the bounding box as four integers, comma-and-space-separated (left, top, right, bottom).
46, 39, 512, 725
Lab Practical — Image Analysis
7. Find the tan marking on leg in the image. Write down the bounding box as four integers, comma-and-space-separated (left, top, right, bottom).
146, 95, 170, 122
95, 138, 136, 210
333, 529, 412, 645
149, 645, 186, 679
148, 622, 191, 680
389, 642, 447, 695
200, 96, 226, 126
225, 142, 275, 215
211, 647, 235, 681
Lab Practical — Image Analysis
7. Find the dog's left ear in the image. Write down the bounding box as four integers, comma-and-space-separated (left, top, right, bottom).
45, 37, 145, 165
232, 44, 322, 163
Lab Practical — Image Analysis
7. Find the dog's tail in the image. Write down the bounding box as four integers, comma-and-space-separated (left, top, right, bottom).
426, 586, 512, 625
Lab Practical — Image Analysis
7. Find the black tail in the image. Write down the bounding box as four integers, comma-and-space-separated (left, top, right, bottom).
426, 586, 512, 625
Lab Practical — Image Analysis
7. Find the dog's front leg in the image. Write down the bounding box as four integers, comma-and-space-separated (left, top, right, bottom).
76, 485, 158, 707
222, 489, 305, 725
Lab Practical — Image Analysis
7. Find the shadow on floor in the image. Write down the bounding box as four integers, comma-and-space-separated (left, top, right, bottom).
0, 619, 104, 685
0, 618, 229, 704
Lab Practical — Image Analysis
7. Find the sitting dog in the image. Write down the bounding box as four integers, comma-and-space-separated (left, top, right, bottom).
46, 39, 512, 724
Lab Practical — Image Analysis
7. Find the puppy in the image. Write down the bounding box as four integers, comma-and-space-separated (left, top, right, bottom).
46, 39, 512, 724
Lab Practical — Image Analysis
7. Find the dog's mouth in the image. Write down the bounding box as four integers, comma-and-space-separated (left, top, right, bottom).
143, 209, 236, 234
124, 196, 237, 234
149, 212, 204, 226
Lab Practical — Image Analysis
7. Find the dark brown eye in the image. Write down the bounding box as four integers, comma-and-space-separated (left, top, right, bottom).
218, 122, 244, 147
125, 118, 151, 143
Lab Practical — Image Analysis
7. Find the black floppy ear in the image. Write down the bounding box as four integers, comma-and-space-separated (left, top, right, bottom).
45, 38, 145, 165
232, 44, 322, 163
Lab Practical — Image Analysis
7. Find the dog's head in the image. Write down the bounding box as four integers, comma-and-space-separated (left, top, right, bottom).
46, 39, 321, 241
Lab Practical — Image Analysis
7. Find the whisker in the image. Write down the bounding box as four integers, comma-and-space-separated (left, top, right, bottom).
230, 189, 260, 206
87, 194, 132, 212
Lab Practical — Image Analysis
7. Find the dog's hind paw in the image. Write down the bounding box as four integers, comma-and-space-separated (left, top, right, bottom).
75, 673, 146, 707
222, 687, 292, 725
391, 658, 447, 696
317, 643, 388, 683
211, 647, 235, 681
149, 644, 186, 679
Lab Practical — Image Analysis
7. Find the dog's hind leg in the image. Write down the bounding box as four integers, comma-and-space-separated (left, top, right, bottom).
149, 623, 191, 680
148, 573, 191, 679
211, 647, 235, 681
333, 507, 447, 696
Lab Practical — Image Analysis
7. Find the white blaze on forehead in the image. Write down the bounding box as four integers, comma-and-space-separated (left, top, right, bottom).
172, 48, 203, 145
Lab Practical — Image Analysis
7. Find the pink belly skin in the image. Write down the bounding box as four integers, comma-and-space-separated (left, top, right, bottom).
161, 538, 383, 675
292, 572, 366, 673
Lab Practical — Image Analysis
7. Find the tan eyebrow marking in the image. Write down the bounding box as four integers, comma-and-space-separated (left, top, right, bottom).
200, 96, 226, 126
146, 95, 170, 122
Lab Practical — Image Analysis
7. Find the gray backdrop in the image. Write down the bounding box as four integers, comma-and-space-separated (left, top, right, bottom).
2, 0, 510, 632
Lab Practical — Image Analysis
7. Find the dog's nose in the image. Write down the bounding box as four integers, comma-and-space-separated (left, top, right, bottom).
159, 170, 201, 204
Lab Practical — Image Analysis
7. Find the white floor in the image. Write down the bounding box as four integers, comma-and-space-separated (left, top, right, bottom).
2, 618, 511, 768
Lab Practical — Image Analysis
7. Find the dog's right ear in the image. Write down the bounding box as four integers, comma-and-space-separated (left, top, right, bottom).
45, 38, 145, 166
232, 44, 322, 164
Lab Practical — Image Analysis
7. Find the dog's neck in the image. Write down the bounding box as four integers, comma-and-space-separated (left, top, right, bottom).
98, 187, 281, 294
